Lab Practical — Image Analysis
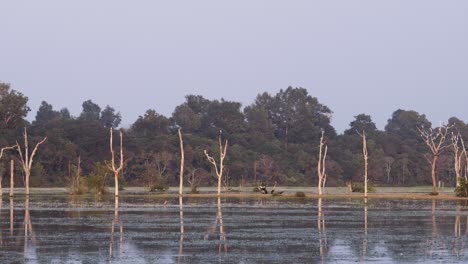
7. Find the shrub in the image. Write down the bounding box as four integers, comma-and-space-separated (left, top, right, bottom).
455, 177, 468, 197
86, 162, 109, 195
149, 184, 169, 192
190, 185, 200, 194
295, 191, 306, 198
352, 182, 376, 193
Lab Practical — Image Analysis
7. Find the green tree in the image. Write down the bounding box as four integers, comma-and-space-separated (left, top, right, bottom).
0, 82, 30, 130
384, 109, 432, 185
344, 114, 377, 136
79, 100, 101, 122
172, 104, 201, 132
34, 101, 61, 126
100, 105, 121, 129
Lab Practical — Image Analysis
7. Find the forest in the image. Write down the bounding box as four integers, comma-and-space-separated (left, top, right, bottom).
1, 82, 467, 191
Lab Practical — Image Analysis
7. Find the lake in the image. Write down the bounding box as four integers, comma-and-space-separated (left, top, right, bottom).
1, 195, 468, 263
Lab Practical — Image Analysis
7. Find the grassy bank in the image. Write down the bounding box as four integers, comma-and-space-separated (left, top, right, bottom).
3, 186, 465, 200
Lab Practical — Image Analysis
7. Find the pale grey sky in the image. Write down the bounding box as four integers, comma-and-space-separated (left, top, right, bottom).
1, 1, 467, 132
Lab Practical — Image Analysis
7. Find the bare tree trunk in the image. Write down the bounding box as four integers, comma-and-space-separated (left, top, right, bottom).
10, 160, 14, 197
15, 127, 47, 196
359, 130, 369, 197
178, 128, 184, 196
451, 133, 464, 187
460, 137, 468, 180
431, 155, 438, 193
109, 128, 124, 197
204, 131, 228, 196
317, 131, 328, 195
0, 145, 17, 196
346, 180, 353, 193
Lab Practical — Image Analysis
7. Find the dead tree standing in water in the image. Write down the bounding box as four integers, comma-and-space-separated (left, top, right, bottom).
418, 124, 452, 194
178, 128, 185, 196
108, 128, 124, 197
0, 145, 17, 196
357, 130, 369, 197
15, 127, 47, 196
317, 130, 328, 195
451, 133, 465, 187
204, 130, 228, 196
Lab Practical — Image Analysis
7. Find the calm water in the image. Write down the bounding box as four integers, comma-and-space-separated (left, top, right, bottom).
1, 195, 468, 263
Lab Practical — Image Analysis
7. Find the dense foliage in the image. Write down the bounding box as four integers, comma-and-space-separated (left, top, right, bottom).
1, 83, 467, 189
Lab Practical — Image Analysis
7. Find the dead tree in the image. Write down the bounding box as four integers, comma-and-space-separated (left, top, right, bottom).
68, 156, 82, 194
15, 127, 47, 196
451, 133, 464, 187
317, 130, 328, 195
462, 139, 468, 179
358, 130, 369, 197
10, 160, 14, 197
384, 157, 394, 184
418, 124, 452, 194
108, 128, 124, 196
204, 130, 228, 196
178, 128, 185, 196
0, 145, 17, 196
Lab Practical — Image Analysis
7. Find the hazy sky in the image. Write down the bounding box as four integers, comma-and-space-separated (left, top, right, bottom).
1, 1, 467, 133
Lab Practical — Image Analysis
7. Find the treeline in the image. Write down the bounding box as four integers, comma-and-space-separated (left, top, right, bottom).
1, 82, 467, 189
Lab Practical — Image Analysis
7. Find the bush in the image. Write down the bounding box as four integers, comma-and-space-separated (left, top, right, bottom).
455, 177, 468, 197
150, 184, 169, 192
66, 164, 86, 195
295, 191, 306, 198
352, 182, 376, 193
86, 162, 109, 195
190, 185, 200, 194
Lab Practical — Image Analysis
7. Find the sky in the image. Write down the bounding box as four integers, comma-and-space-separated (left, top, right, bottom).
1, 1, 467, 133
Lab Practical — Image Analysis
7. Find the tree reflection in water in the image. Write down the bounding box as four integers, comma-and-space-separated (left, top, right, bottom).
109, 197, 123, 258
453, 201, 467, 257
204, 197, 227, 254
178, 196, 184, 262
317, 198, 327, 261
23, 198, 37, 258
10, 198, 14, 236
363, 198, 368, 262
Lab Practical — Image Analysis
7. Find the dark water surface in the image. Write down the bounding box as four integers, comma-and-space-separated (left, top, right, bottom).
1, 195, 468, 263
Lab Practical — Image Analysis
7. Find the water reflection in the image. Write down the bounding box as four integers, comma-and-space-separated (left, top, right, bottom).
178, 196, 184, 261
363, 198, 368, 262
0, 196, 2, 246
204, 197, 227, 254
317, 198, 327, 261
2, 197, 468, 262
23, 198, 38, 260
109, 197, 123, 258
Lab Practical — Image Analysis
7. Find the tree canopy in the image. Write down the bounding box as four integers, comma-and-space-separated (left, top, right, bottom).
0, 84, 465, 189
